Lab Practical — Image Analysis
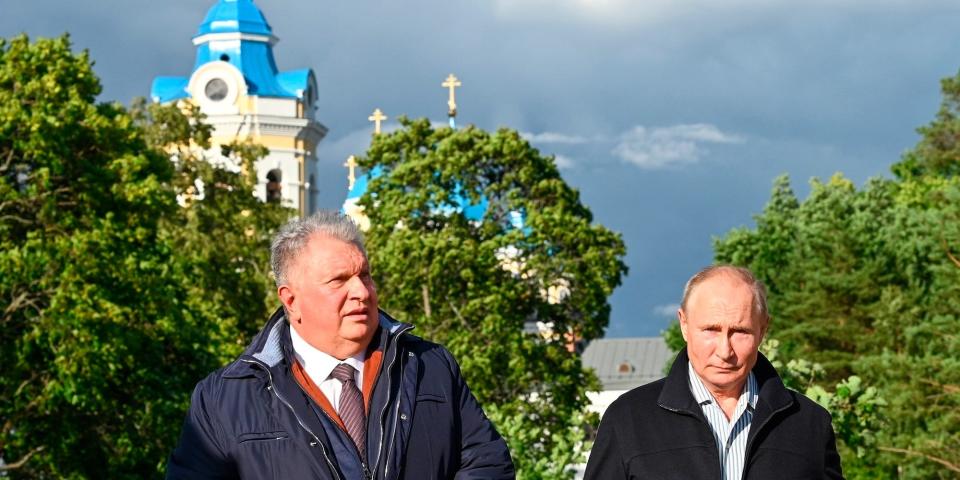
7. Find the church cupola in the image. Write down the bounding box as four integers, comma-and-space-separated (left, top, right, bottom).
150, 0, 328, 216
196, 0, 273, 37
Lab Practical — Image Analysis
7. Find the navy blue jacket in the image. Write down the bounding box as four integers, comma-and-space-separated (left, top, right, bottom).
166, 309, 515, 480
584, 350, 843, 479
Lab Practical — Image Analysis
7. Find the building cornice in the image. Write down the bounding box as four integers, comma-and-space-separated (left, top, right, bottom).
193, 31, 278, 46
205, 115, 328, 144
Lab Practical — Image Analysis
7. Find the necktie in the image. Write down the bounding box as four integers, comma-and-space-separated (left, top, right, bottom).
330, 363, 366, 460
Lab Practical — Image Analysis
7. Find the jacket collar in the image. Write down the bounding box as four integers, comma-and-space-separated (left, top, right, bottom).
657, 348, 792, 418
223, 307, 412, 379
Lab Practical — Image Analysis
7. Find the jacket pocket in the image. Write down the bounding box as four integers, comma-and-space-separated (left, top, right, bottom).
238, 431, 289, 444
415, 392, 446, 403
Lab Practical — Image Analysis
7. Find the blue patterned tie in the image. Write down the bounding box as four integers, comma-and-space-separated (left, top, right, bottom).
330, 363, 366, 461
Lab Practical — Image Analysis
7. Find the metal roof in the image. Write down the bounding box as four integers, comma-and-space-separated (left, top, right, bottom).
150, 76, 189, 103
196, 0, 272, 37
344, 168, 501, 225
582, 337, 675, 391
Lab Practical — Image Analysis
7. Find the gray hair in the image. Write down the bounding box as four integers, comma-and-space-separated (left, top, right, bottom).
680, 265, 769, 322
270, 210, 367, 287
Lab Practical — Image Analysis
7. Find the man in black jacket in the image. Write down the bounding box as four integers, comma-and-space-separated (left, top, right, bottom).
585, 265, 843, 479
166, 211, 514, 479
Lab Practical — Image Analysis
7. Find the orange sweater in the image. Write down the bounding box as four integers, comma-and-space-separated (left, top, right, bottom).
290, 341, 384, 432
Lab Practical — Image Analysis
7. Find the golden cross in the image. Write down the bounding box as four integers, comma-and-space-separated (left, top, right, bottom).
343, 155, 358, 190
368, 108, 387, 134
442, 73, 461, 116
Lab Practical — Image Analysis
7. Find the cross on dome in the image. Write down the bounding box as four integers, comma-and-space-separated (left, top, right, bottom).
442, 74, 461, 117
368, 109, 387, 134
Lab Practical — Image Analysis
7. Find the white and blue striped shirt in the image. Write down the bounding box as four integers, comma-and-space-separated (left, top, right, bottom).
688, 363, 759, 480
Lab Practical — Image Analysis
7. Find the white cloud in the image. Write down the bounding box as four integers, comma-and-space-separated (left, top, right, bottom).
652, 303, 680, 317
553, 154, 575, 170
493, 0, 690, 26
492, 0, 947, 27
521, 131, 590, 144
612, 124, 744, 170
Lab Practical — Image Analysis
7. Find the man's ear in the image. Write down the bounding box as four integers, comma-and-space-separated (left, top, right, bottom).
278, 285, 300, 324
678, 308, 690, 343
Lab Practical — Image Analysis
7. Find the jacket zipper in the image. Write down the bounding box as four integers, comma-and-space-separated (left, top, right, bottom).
661, 401, 792, 480
287, 323, 413, 480
372, 324, 413, 480
296, 381, 373, 480
241, 358, 342, 480
381, 354, 407, 480
742, 403, 791, 479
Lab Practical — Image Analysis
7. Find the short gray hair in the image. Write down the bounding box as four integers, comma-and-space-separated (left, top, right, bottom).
270, 210, 367, 287
680, 265, 769, 322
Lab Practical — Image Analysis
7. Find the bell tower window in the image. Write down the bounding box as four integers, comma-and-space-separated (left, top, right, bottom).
266, 169, 282, 203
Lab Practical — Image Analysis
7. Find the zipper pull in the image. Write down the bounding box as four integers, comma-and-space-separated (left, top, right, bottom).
362, 461, 373, 480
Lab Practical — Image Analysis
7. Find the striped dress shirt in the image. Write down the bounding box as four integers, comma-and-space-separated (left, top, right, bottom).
687, 363, 759, 480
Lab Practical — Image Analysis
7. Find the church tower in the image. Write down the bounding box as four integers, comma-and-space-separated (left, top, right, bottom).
150, 0, 327, 215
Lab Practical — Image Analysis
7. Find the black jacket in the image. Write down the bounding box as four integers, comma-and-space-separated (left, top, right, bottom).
584, 350, 843, 479
166, 309, 515, 480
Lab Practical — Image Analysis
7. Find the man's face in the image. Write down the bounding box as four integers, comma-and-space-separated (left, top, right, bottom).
278, 234, 379, 358
679, 274, 767, 395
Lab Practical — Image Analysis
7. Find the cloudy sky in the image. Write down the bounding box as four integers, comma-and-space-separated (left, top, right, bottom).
4, 0, 960, 337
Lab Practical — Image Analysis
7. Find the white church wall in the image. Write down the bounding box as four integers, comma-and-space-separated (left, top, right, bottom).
586, 390, 629, 418
254, 97, 298, 117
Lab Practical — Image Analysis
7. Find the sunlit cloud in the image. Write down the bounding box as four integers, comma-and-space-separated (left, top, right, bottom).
553, 154, 575, 169
652, 303, 680, 317
492, 0, 949, 27
521, 131, 591, 144
612, 124, 744, 170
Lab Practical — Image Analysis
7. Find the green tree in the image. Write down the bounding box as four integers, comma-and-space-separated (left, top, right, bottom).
356, 117, 627, 479
131, 98, 292, 339
893, 71, 960, 179
0, 34, 286, 477
703, 67, 960, 477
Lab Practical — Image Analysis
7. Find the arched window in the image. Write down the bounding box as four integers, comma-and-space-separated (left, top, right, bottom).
266, 169, 282, 203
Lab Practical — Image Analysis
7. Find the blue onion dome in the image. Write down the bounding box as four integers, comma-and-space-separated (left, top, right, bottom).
196, 0, 273, 37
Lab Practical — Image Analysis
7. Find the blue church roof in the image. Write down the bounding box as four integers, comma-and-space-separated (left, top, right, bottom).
151, 76, 190, 103
197, 0, 272, 36
276, 69, 314, 98
344, 165, 522, 227
150, 0, 313, 104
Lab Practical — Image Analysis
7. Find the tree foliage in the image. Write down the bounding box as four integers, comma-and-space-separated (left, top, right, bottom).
131, 98, 290, 339
0, 34, 286, 477
705, 70, 960, 478
356, 117, 627, 479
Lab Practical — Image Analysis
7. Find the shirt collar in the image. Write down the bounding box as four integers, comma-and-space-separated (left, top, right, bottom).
289, 324, 365, 382
687, 361, 758, 409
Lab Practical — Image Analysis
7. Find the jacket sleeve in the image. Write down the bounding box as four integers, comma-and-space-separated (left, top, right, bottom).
165, 380, 236, 479
823, 413, 844, 479
583, 405, 628, 479
439, 348, 516, 480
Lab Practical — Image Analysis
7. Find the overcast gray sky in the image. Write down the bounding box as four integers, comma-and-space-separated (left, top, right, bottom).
4, 0, 960, 337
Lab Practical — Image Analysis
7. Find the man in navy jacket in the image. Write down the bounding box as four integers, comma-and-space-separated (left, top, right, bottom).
167, 211, 514, 479
585, 266, 842, 479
